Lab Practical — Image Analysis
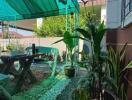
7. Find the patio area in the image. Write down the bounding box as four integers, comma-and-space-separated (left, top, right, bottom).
1, 61, 87, 100
0, 0, 132, 100
12, 64, 86, 100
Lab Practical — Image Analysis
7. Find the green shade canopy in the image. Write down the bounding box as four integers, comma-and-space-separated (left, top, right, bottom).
0, 0, 80, 21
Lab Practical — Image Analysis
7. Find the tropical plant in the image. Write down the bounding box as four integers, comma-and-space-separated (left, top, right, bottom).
104, 43, 128, 100
53, 31, 77, 67
122, 61, 132, 85
34, 6, 101, 37
75, 12, 106, 99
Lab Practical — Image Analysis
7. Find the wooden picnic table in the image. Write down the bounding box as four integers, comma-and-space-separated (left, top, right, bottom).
0, 53, 44, 93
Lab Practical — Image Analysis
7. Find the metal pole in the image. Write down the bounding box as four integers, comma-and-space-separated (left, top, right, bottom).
2, 21, 4, 51
65, 2, 68, 64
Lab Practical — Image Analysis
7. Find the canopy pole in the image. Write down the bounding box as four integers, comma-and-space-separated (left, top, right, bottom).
70, 14, 72, 34
65, 2, 68, 64
2, 21, 10, 51
13, 16, 18, 50
74, 12, 80, 62
74, 13, 77, 64
77, 13, 80, 61
1, 21, 5, 51
6, 21, 10, 44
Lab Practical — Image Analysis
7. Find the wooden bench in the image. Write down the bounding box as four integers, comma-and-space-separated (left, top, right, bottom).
26, 46, 59, 76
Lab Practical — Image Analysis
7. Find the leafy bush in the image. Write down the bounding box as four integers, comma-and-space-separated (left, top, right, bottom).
34, 5, 101, 37
6, 44, 14, 51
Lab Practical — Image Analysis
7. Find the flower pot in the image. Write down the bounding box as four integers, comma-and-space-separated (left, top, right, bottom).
64, 66, 75, 78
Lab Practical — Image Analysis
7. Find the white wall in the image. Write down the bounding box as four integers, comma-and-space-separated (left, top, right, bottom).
106, 0, 121, 28
0, 37, 83, 56
37, 18, 43, 28
101, 5, 107, 25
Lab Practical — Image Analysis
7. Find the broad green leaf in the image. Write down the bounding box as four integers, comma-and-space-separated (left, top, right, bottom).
96, 21, 105, 44
76, 28, 91, 40
70, 36, 90, 42
63, 31, 75, 51
52, 31, 76, 53
93, 21, 105, 56
52, 38, 64, 44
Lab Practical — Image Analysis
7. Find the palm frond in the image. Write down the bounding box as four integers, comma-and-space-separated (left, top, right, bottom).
76, 28, 91, 40
122, 61, 132, 71
119, 43, 127, 61
52, 38, 64, 44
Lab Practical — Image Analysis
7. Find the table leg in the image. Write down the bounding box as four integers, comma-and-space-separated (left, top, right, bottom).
27, 70, 37, 83
14, 67, 28, 93
14, 58, 37, 93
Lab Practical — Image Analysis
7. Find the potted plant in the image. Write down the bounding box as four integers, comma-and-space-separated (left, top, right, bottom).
53, 31, 77, 77
103, 44, 129, 100
72, 12, 106, 99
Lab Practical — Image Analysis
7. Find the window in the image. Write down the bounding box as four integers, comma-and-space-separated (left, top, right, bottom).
130, 0, 132, 11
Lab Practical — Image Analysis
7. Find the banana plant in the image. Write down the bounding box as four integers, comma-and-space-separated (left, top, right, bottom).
53, 31, 77, 67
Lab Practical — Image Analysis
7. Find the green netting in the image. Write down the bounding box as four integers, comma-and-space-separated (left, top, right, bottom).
0, 0, 80, 21
12, 74, 69, 100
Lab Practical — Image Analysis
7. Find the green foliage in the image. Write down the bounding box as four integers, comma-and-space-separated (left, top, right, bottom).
6, 43, 14, 51
63, 31, 75, 52
77, 24, 129, 99
76, 13, 106, 65
77, 21, 129, 99
122, 61, 132, 71
80, 5, 101, 26
0, 85, 12, 100
34, 16, 65, 37
34, 6, 101, 37
105, 43, 128, 100
76, 12, 106, 99
3, 32, 9, 39
53, 31, 76, 67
